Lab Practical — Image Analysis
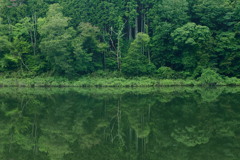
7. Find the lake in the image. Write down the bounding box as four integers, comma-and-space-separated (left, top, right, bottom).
0, 87, 240, 160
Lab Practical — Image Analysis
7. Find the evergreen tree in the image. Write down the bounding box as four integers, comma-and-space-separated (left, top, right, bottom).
122, 33, 155, 76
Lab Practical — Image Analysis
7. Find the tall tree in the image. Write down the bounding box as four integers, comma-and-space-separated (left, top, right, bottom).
38, 3, 75, 76
171, 22, 213, 73
149, 0, 189, 69
122, 33, 155, 76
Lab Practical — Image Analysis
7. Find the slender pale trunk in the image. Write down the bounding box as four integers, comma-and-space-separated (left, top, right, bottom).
135, 16, 138, 37
143, 13, 146, 33
117, 38, 120, 71
116, 22, 125, 72
103, 51, 106, 70
103, 29, 108, 70
146, 13, 151, 64
148, 49, 151, 64
129, 23, 132, 40
141, 14, 144, 33
33, 12, 37, 55
141, 5, 145, 33
29, 22, 35, 55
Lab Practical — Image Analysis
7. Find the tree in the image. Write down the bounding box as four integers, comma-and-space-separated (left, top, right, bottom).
122, 33, 155, 76
0, 17, 15, 71
149, 0, 189, 69
214, 32, 240, 77
38, 3, 75, 76
171, 22, 213, 73
75, 22, 108, 72
125, 0, 138, 39
1, 0, 240, 79
192, 0, 234, 31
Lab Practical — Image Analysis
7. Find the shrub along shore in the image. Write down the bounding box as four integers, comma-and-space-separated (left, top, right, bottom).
1, 68, 240, 87
1, 76, 240, 87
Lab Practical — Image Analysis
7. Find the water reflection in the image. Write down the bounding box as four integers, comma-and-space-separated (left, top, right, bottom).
0, 87, 240, 160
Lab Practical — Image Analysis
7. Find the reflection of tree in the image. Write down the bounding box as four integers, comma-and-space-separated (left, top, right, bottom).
0, 87, 240, 159
171, 125, 211, 147
72, 112, 108, 149
0, 94, 47, 159
38, 132, 72, 160
0, 120, 9, 158
197, 87, 224, 103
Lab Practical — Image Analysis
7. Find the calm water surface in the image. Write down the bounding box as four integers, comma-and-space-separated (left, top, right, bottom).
0, 87, 240, 160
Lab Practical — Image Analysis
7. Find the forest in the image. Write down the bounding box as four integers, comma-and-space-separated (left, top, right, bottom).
0, 0, 240, 80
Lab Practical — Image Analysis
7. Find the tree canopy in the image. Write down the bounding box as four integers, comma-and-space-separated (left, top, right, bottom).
0, 0, 240, 78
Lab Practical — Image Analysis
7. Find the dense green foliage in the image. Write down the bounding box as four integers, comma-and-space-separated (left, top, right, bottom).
1, 74, 240, 87
1, 0, 240, 79
0, 87, 240, 159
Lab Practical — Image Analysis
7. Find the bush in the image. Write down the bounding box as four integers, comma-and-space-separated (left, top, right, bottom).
157, 67, 176, 79
198, 68, 223, 85
224, 77, 240, 86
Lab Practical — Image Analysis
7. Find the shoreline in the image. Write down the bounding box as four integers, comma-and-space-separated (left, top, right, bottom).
1, 77, 240, 87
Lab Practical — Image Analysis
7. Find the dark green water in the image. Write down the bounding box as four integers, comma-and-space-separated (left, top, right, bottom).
0, 87, 240, 160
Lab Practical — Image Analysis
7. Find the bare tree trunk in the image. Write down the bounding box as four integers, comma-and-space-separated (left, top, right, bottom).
117, 38, 120, 71
145, 12, 151, 64
143, 13, 146, 33
148, 49, 151, 64
20, 56, 30, 71
116, 22, 125, 72
32, 12, 37, 55
141, 5, 144, 33
135, 16, 138, 37
29, 21, 35, 55
103, 51, 106, 70
129, 23, 132, 40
